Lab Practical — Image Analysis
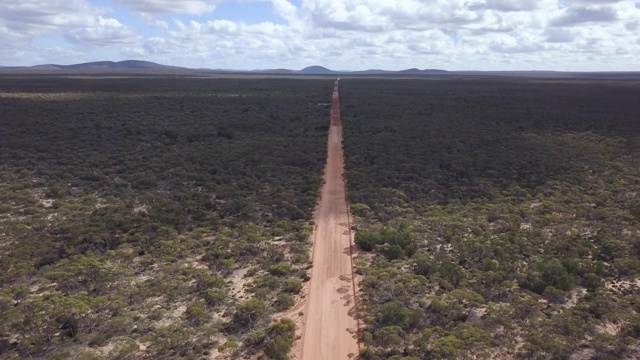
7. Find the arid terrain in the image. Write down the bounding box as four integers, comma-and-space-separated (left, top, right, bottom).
2, 74, 640, 360
0, 75, 332, 359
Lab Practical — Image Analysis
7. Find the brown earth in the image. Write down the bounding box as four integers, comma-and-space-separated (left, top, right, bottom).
293, 79, 360, 359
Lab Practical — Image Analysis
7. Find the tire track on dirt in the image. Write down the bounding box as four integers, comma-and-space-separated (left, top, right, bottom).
295, 79, 360, 359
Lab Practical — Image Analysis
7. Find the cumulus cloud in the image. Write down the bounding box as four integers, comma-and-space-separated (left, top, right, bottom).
0, 0, 96, 35
114, 0, 217, 15
469, 0, 541, 12
625, 21, 638, 30
139, 13, 170, 29
65, 16, 140, 46
142, 37, 169, 54
0, 0, 144, 66
550, 6, 618, 26
131, 0, 637, 70
564, 0, 624, 4
1, 0, 639, 71
301, 0, 485, 32
544, 28, 576, 42
490, 42, 545, 53
271, 0, 301, 26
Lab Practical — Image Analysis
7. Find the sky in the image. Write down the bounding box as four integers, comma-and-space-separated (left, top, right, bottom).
0, 0, 639, 71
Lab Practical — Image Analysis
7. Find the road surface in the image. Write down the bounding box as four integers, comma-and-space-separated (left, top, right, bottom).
298, 79, 359, 359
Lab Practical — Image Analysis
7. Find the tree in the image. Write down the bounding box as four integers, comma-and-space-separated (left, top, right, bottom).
414, 254, 436, 277
379, 301, 410, 328
273, 293, 295, 311
204, 288, 226, 307
264, 318, 296, 360
429, 336, 464, 358
268, 263, 292, 276
440, 262, 466, 287
355, 231, 378, 251
583, 272, 603, 292
231, 299, 267, 330
374, 326, 405, 349
282, 278, 302, 294
185, 300, 208, 326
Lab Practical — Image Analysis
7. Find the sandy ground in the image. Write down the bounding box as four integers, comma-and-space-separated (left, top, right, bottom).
294, 79, 359, 359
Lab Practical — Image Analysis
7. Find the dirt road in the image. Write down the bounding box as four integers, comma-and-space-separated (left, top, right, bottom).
297, 79, 359, 359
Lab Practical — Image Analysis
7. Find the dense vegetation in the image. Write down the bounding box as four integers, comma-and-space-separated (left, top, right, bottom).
0, 75, 331, 359
341, 78, 640, 359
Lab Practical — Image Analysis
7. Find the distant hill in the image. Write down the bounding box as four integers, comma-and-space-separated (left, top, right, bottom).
298, 66, 336, 75
0, 66, 27, 70
30, 64, 61, 70
4, 60, 185, 71
401, 68, 448, 75
2, 60, 638, 79
64, 60, 180, 70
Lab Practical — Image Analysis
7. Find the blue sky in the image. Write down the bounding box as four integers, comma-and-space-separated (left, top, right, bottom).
1, 0, 639, 71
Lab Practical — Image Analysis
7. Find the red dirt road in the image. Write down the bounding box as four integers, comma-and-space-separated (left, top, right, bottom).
297, 79, 359, 359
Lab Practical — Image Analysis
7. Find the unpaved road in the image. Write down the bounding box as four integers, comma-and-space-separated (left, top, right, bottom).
297, 79, 359, 359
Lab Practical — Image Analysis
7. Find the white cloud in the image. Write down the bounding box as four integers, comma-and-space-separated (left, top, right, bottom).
0, 0, 639, 70
564, 0, 625, 4
545, 28, 576, 42
142, 37, 169, 54
114, 0, 217, 15
140, 13, 170, 29
550, 6, 618, 26
469, 0, 541, 12
65, 16, 140, 46
271, 0, 301, 26
0, 0, 97, 36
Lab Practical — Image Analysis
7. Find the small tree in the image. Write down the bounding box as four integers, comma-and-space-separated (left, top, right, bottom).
273, 293, 295, 311
185, 300, 208, 326
268, 263, 292, 276
264, 319, 296, 360
232, 299, 267, 329
379, 301, 410, 328
204, 288, 226, 307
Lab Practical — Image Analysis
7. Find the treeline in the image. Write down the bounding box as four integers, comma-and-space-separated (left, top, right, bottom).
341, 78, 640, 359
0, 75, 330, 359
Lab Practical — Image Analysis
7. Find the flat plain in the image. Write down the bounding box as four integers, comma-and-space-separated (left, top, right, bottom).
0, 74, 332, 359
342, 78, 640, 359
2, 74, 640, 360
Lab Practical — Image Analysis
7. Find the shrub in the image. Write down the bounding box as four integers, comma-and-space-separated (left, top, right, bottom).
583, 272, 603, 292
232, 299, 267, 329
282, 278, 302, 294
379, 301, 410, 328
245, 330, 266, 346
264, 319, 296, 360
264, 335, 293, 360
185, 300, 208, 326
274, 293, 295, 311
414, 254, 436, 277
268, 263, 292, 276
204, 288, 227, 307
88, 334, 108, 347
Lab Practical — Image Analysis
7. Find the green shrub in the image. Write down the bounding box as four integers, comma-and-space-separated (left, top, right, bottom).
282, 278, 302, 294
379, 301, 410, 328
185, 300, 208, 326
274, 293, 295, 311
232, 299, 267, 329
268, 263, 292, 276
88, 334, 108, 347
204, 288, 227, 307
264, 319, 296, 360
